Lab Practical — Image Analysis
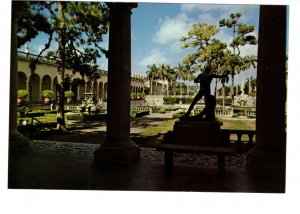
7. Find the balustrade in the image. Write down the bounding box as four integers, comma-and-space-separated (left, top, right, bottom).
221, 129, 256, 153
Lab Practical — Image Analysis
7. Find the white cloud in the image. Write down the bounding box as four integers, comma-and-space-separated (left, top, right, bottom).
198, 13, 218, 25
153, 13, 192, 44
138, 49, 170, 67
180, 3, 258, 23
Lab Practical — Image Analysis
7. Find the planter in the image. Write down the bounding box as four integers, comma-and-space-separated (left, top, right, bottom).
44, 97, 51, 105
66, 97, 73, 104
17, 98, 25, 106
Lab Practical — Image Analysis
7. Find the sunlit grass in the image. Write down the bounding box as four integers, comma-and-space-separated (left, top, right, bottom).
140, 119, 176, 137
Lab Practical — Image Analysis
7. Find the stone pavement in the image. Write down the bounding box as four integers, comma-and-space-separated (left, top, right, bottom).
9, 113, 284, 192
8, 139, 285, 192
8, 140, 255, 192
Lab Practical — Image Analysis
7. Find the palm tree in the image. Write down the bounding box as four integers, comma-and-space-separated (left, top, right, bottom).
157, 64, 169, 95
146, 64, 158, 95
174, 63, 187, 96
166, 67, 176, 95
241, 55, 257, 94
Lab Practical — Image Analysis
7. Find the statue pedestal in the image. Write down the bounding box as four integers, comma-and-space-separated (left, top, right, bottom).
173, 121, 221, 146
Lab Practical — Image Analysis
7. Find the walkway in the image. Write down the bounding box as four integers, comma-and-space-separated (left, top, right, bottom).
8, 140, 284, 192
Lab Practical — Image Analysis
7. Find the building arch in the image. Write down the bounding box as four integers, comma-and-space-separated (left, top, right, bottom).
78, 80, 85, 99
99, 82, 104, 99
17, 71, 27, 91
41, 75, 52, 92
29, 73, 41, 100
92, 81, 98, 97
104, 82, 108, 100
86, 81, 92, 93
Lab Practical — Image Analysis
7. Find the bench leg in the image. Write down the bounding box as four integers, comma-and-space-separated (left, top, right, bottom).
217, 155, 225, 178
164, 151, 173, 173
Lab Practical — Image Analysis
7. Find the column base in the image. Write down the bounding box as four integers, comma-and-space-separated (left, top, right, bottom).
246, 149, 286, 192
9, 129, 31, 153
94, 140, 140, 165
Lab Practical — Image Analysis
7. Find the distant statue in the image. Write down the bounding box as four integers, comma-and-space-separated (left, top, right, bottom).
183, 66, 229, 118
25, 42, 30, 57
241, 81, 245, 95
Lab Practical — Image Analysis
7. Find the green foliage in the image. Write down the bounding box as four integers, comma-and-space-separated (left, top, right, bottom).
64, 90, 75, 98
180, 22, 226, 73
42, 90, 55, 98
163, 96, 194, 105
17, 90, 29, 99
16, 1, 110, 130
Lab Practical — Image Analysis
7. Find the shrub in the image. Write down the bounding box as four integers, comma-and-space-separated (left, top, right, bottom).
42, 90, 55, 98
64, 90, 75, 98
17, 90, 29, 100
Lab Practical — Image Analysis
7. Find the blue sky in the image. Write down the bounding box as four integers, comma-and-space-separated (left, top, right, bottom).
131, 3, 260, 76
19, 2, 261, 83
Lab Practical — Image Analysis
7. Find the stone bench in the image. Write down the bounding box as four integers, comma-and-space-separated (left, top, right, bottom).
156, 121, 236, 177
156, 143, 235, 177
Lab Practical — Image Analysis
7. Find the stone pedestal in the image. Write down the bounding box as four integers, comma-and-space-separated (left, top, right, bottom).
173, 121, 221, 146
246, 6, 286, 191
94, 3, 139, 165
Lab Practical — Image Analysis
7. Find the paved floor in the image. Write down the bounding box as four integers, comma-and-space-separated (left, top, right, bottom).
8, 141, 284, 192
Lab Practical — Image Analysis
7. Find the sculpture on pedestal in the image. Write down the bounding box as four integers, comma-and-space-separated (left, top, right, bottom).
182, 66, 229, 121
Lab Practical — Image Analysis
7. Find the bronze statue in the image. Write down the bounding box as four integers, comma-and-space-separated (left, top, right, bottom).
182, 66, 229, 121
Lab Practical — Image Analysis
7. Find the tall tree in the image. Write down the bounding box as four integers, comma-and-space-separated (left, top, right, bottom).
180, 23, 225, 71
16, 1, 109, 131
173, 63, 187, 96
219, 12, 257, 104
146, 64, 158, 95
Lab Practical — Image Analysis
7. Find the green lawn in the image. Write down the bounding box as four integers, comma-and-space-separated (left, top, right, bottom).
17, 111, 256, 139
140, 119, 176, 137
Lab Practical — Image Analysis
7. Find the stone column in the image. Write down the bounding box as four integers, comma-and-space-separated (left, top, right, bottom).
94, 3, 139, 164
9, 2, 31, 151
25, 80, 29, 91
39, 81, 43, 99
247, 5, 286, 191
96, 81, 100, 99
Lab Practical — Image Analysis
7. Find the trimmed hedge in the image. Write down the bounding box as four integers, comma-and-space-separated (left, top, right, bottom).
163, 96, 194, 105
135, 110, 150, 117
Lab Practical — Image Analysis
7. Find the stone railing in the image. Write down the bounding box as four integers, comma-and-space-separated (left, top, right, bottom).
130, 106, 150, 112
245, 110, 256, 118
215, 107, 233, 117
220, 129, 256, 153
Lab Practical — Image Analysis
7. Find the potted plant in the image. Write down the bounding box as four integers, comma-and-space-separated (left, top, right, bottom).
64, 90, 75, 104
42, 90, 55, 105
17, 89, 28, 106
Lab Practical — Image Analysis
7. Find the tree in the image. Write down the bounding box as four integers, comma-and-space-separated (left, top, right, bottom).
173, 63, 187, 96
180, 23, 227, 71
219, 12, 257, 104
16, 1, 109, 131
146, 64, 158, 95
156, 64, 169, 95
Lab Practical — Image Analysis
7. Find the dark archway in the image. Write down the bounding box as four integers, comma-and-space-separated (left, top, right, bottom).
17, 71, 27, 90
41, 75, 52, 92
29, 74, 40, 100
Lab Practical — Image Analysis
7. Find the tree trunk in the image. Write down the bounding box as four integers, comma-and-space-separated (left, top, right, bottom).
231, 70, 235, 105
214, 78, 218, 97
180, 81, 182, 96
249, 70, 252, 94
56, 2, 67, 132
150, 78, 153, 95
222, 82, 225, 112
